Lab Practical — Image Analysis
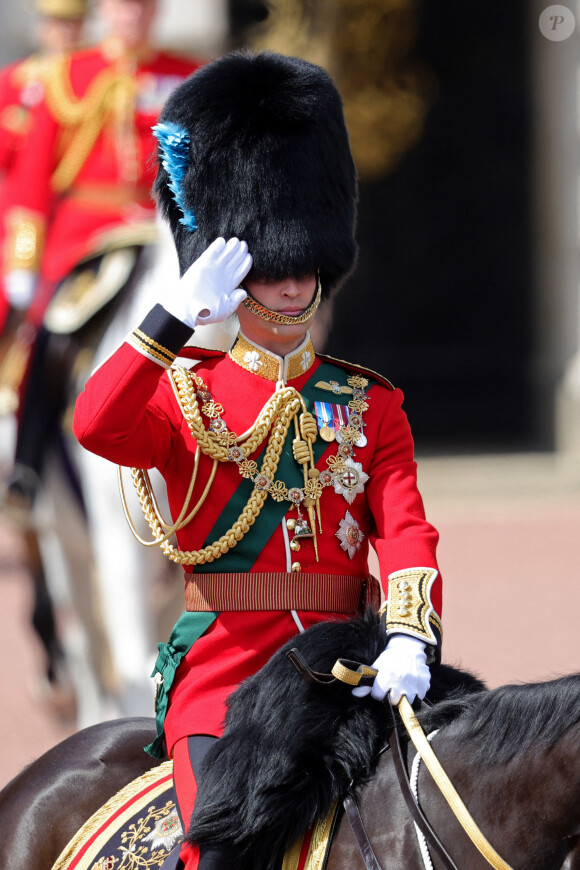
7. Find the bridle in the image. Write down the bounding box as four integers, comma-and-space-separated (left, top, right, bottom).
287, 649, 514, 870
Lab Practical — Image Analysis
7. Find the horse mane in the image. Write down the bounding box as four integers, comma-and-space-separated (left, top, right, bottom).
187, 611, 484, 867
418, 674, 580, 765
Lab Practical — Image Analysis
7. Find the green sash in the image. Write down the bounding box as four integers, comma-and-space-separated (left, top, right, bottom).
145, 611, 217, 758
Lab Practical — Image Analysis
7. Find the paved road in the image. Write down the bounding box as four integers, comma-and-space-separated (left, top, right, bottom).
0, 520, 75, 787
1, 451, 579, 788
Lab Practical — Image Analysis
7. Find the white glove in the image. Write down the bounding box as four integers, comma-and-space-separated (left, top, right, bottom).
163, 237, 252, 328
352, 634, 430, 704
4, 270, 37, 310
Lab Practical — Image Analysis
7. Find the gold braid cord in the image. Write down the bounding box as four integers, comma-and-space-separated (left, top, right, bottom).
43, 54, 137, 193
126, 366, 306, 565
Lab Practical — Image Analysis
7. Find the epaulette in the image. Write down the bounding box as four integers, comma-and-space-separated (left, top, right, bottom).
316, 352, 395, 391
10, 52, 63, 92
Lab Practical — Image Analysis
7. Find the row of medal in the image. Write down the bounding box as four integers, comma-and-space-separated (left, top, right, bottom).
314, 400, 367, 447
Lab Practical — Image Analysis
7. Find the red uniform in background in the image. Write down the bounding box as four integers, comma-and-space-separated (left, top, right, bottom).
0, 54, 67, 330
0, 0, 89, 330
2, 40, 202, 324
0, 37, 202, 501
0, 56, 50, 172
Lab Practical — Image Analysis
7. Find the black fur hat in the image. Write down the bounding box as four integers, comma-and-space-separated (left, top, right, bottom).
153, 50, 358, 297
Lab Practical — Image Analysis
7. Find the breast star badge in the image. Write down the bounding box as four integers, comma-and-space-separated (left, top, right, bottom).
333, 457, 369, 505
336, 510, 364, 559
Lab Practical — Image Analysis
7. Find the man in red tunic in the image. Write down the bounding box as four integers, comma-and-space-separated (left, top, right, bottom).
1, 0, 202, 501
73, 52, 442, 869
0, 0, 89, 332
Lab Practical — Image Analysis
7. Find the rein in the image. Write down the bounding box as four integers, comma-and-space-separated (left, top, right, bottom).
287, 649, 514, 870
395, 696, 514, 870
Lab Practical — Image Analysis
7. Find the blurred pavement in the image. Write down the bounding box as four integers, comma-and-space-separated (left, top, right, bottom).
418, 451, 580, 686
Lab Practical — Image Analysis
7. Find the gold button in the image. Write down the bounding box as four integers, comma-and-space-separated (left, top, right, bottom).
291, 562, 302, 573
290, 539, 301, 552
286, 518, 296, 532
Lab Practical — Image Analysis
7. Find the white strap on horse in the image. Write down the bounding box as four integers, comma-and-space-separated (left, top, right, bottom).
411, 729, 438, 870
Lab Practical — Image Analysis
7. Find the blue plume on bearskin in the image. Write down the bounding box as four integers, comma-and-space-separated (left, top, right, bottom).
152, 122, 197, 232
153, 51, 358, 293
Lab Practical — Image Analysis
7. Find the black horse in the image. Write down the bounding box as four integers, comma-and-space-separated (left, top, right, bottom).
1, 614, 580, 870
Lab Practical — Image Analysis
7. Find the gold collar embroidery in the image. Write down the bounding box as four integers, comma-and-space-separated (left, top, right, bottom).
229, 333, 316, 383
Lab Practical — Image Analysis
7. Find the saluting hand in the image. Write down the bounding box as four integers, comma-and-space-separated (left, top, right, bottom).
163, 237, 252, 328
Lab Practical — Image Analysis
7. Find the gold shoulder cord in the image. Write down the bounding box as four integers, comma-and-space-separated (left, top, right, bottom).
43, 55, 136, 192
120, 365, 307, 565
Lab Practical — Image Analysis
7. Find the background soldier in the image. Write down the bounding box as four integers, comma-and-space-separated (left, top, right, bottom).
0, 0, 203, 722
1, 0, 203, 503
0, 0, 89, 333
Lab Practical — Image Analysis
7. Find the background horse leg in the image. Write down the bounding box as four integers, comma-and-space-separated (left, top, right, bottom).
0, 410, 79, 721
37, 445, 116, 725
24, 518, 75, 719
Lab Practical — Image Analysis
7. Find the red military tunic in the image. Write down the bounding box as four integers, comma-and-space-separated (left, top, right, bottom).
2, 41, 202, 323
0, 55, 54, 172
0, 53, 62, 326
73, 304, 442, 755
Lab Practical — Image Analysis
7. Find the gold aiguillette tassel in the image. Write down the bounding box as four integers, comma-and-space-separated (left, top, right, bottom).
293, 417, 319, 561
303, 498, 319, 561
300, 410, 323, 537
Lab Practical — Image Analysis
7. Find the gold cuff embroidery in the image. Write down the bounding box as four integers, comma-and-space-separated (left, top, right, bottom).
128, 328, 176, 368
4, 208, 45, 271
381, 567, 439, 645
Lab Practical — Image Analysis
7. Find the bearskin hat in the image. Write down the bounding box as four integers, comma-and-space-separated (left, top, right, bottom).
153, 50, 358, 297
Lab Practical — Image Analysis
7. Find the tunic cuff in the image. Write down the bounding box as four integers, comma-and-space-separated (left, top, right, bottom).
127, 303, 194, 368
380, 567, 442, 664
